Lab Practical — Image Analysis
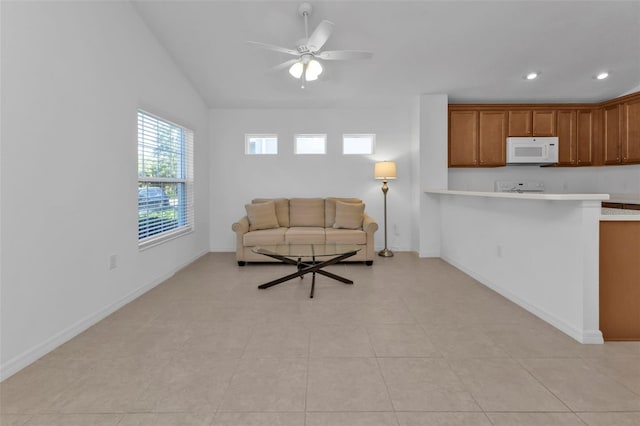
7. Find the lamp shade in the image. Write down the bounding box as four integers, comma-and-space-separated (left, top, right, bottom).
289, 62, 303, 79
374, 161, 397, 180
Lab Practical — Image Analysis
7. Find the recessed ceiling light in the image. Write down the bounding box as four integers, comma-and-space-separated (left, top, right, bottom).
525, 72, 540, 80
596, 72, 609, 80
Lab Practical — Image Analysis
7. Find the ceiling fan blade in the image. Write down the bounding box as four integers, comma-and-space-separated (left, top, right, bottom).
307, 20, 334, 52
317, 50, 374, 61
245, 41, 298, 56
270, 58, 300, 72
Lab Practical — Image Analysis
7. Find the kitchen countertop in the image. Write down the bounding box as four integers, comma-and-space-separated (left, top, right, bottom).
608, 193, 640, 204
601, 207, 640, 221
425, 189, 609, 201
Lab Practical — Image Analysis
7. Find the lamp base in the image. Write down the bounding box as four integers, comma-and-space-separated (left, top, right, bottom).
378, 248, 394, 257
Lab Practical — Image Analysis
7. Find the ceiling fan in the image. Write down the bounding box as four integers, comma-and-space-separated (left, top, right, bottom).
247, 2, 373, 88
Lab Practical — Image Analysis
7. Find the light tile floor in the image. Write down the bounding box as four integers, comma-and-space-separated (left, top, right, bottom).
1, 252, 640, 426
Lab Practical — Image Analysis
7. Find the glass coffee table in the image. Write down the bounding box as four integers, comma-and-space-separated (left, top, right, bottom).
252, 244, 361, 298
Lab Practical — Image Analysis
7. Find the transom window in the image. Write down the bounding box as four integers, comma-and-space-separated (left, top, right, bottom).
137, 110, 194, 248
295, 134, 327, 154
245, 134, 278, 154
343, 134, 375, 155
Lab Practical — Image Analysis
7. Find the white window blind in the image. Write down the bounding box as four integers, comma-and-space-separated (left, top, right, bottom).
295, 134, 327, 154
138, 110, 194, 248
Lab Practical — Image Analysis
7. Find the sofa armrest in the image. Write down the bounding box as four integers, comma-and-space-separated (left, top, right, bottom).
232, 216, 249, 234
362, 213, 379, 234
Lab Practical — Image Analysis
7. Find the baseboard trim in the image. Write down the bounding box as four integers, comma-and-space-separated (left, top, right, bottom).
441, 255, 603, 344
0, 250, 208, 381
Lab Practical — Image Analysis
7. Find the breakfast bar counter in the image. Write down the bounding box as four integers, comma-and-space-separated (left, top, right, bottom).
425, 189, 610, 344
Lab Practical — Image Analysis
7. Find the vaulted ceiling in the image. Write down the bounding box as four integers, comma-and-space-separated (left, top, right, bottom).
132, 0, 640, 108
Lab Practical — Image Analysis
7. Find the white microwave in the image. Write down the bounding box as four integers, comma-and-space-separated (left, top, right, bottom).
506, 137, 558, 164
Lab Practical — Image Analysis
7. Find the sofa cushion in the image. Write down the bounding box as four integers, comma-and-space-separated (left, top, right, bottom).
285, 227, 326, 244
325, 197, 362, 227
252, 198, 290, 227
325, 228, 367, 244
333, 201, 365, 229
289, 198, 325, 227
243, 228, 287, 246
245, 201, 280, 231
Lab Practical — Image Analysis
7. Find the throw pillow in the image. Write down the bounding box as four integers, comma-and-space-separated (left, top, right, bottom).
333, 201, 365, 229
245, 201, 280, 231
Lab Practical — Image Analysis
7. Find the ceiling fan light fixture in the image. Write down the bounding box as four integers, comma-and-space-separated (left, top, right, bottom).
289, 61, 303, 79
305, 59, 323, 81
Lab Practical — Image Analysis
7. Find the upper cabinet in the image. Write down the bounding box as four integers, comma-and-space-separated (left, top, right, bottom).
449, 110, 506, 167
557, 109, 594, 166
556, 110, 576, 166
508, 110, 556, 136
448, 91, 639, 168
622, 97, 640, 163
449, 111, 478, 167
604, 104, 622, 164
478, 111, 507, 166
576, 110, 594, 166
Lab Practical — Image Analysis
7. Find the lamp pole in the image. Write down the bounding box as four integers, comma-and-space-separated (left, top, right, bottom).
379, 179, 393, 257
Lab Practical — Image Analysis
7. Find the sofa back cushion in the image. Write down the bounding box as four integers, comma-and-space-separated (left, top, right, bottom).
245, 201, 280, 231
325, 197, 362, 227
252, 198, 290, 227
333, 201, 365, 229
289, 198, 325, 227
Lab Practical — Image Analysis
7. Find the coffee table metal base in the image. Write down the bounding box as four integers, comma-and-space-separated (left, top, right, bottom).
256, 250, 357, 298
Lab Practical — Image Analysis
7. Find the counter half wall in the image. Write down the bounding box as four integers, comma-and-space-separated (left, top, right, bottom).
425, 189, 609, 344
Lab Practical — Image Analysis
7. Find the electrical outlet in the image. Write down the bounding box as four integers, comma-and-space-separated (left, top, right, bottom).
496, 244, 503, 258
393, 224, 399, 236
109, 254, 117, 270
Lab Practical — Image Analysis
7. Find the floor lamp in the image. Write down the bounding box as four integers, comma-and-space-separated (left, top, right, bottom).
374, 161, 397, 257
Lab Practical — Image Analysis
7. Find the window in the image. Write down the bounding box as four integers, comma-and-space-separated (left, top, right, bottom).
295, 134, 326, 154
245, 134, 278, 154
138, 110, 194, 247
343, 134, 375, 155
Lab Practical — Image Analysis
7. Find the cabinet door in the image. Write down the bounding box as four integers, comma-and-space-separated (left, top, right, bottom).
508, 110, 532, 136
532, 110, 556, 136
604, 104, 622, 164
622, 98, 640, 163
478, 111, 507, 166
576, 110, 594, 165
449, 111, 478, 166
556, 110, 576, 165
600, 221, 640, 340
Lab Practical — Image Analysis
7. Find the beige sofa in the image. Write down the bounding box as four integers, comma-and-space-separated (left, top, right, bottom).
231, 197, 378, 266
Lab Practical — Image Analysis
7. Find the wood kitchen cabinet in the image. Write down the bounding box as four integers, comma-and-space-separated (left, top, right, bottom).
600, 221, 640, 340
449, 111, 478, 166
556, 110, 576, 165
508, 110, 556, 136
622, 97, 640, 163
604, 104, 622, 164
556, 109, 594, 166
449, 110, 506, 167
448, 90, 638, 168
576, 110, 594, 165
478, 111, 507, 166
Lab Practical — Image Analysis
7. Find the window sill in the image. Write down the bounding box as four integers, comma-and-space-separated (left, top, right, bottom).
138, 227, 193, 251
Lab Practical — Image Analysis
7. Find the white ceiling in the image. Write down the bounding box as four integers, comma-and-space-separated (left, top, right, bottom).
132, 0, 640, 108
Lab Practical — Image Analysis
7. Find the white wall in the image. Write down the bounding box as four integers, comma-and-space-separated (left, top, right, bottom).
418, 95, 448, 257
209, 107, 413, 252
1, 1, 209, 379
449, 164, 640, 194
